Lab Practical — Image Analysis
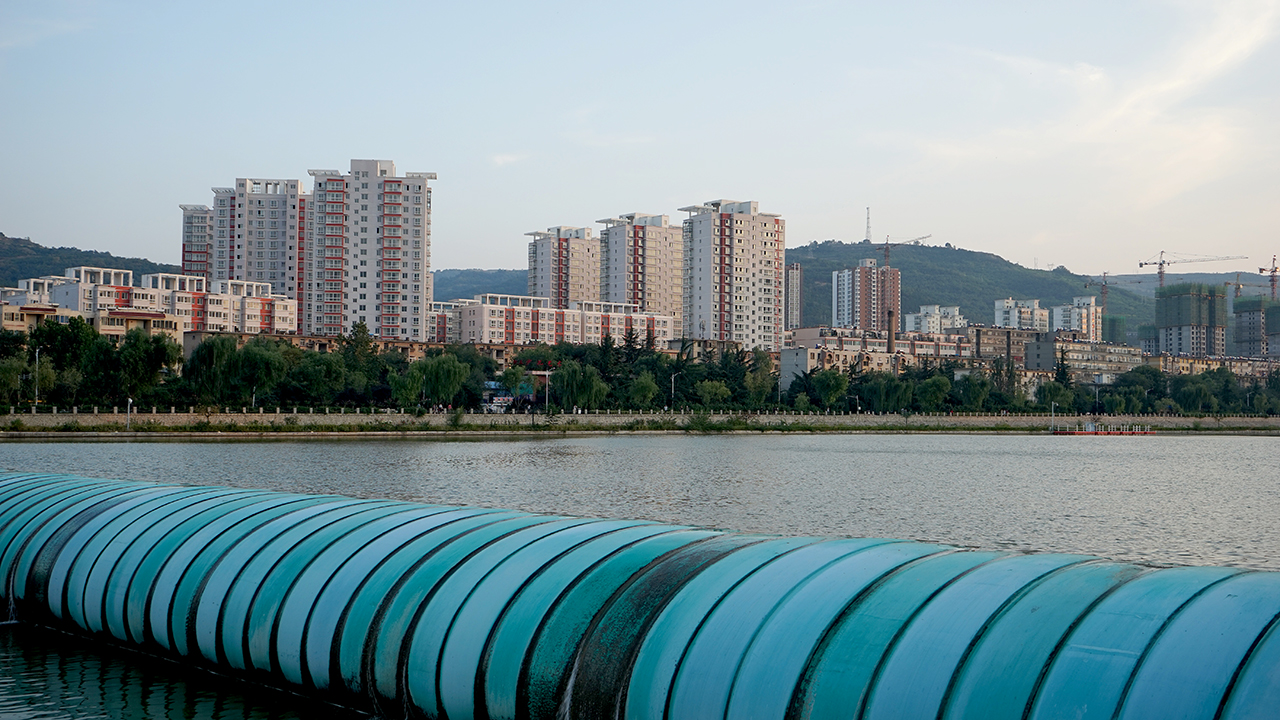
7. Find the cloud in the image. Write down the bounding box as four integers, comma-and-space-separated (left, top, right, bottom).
0, 2, 91, 50
915, 0, 1280, 209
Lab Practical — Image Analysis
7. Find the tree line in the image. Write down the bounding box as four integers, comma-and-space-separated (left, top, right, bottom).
2, 319, 1275, 415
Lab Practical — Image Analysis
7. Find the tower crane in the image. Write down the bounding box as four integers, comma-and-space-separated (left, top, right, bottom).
1083, 272, 1144, 317
1138, 250, 1247, 287
1261, 256, 1278, 301
882, 234, 932, 267
1224, 273, 1271, 299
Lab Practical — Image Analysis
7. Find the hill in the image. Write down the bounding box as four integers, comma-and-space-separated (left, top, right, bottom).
0, 234, 180, 287
785, 240, 1153, 329
432, 268, 526, 301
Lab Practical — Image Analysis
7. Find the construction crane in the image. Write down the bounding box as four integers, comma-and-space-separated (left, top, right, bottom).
1083, 272, 1145, 317
1261, 256, 1278, 301
1138, 250, 1248, 287
1224, 273, 1271, 299
882, 233, 933, 267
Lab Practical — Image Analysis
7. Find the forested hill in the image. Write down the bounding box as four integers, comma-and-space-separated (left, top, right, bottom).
0, 234, 180, 287
785, 240, 1153, 329
432, 268, 526, 301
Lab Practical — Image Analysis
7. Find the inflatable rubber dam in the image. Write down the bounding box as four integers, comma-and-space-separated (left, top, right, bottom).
0, 472, 1277, 719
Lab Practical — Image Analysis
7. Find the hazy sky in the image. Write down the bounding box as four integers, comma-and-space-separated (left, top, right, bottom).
2, 1, 1277, 279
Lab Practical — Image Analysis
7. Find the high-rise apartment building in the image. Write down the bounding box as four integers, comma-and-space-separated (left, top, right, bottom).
303, 160, 436, 339
526, 226, 600, 309
784, 262, 803, 330
225, 179, 309, 299
598, 213, 683, 323
832, 259, 900, 332
182, 178, 310, 333
680, 200, 785, 351
1049, 296, 1103, 342
180, 205, 214, 280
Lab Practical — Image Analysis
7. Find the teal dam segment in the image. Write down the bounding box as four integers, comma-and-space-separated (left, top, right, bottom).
0, 472, 1277, 720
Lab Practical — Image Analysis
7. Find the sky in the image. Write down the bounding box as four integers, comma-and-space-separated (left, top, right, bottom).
1, 0, 1277, 279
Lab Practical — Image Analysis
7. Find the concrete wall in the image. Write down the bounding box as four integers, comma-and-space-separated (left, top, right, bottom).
4, 406, 1279, 431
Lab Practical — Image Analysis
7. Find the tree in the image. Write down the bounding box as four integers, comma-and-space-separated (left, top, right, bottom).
420, 353, 471, 406
1054, 347, 1073, 387
117, 329, 182, 400
629, 370, 659, 407
232, 339, 287, 406
811, 369, 849, 408
279, 352, 346, 406
551, 360, 609, 410
694, 379, 731, 407
500, 366, 527, 400
1036, 380, 1074, 410
0, 330, 25, 361
0, 357, 25, 404
29, 317, 96, 373
917, 375, 951, 411
185, 336, 239, 405
743, 355, 775, 407
794, 392, 811, 411
956, 372, 992, 410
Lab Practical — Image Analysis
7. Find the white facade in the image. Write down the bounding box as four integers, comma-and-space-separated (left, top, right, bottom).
459, 294, 675, 347
680, 200, 785, 351
994, 298, 1050, 332
1048, 296, 1102, 342
902, 305, 967, 334
180, 205, 214, 280
599, 213, 683, 324
304, 159, 436, 340
11, 266, 295, 339
527, 226, 601, 309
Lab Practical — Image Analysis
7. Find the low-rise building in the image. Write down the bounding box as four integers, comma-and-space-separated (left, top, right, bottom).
458, 294, 676, 347
1024, 340, 1143, 385
902, 305, 966, 334
994, 298, 1049, 332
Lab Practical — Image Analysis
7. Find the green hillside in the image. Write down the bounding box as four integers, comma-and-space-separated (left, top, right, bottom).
0, 234, 180, 287
433, 268, 526, 301
785, 240, 1153, 329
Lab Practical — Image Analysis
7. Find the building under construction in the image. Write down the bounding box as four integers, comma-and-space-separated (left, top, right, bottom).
1154, 283, 1227, 356
1233, 296, 1272, 357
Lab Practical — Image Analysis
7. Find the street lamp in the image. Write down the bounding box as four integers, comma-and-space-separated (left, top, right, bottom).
126, 397, 133, 431
670, 370, 682, 410
1050, 400, 1058, 432
33, 347, 39, 405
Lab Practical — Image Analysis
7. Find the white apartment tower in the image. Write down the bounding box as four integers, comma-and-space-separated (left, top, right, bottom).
598, 213, 684, 323
680, 200, 785, 351
526, 226, 601, 309
180, 205, 214, 280
303, 159, 436, 339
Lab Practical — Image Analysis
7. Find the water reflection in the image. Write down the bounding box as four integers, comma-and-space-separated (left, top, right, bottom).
0, 625, 366, 720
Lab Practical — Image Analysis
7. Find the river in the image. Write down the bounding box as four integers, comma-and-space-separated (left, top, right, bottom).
0, 434, 1274, 717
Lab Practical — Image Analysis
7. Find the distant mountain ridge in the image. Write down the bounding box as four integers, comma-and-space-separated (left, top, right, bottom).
432, 268, 526, 301
785, 240, 1154, 328
3, 233, 1156, 331
0, 234, 180, 287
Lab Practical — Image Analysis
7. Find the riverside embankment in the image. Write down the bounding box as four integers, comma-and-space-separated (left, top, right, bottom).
2, 405, 1278, 434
